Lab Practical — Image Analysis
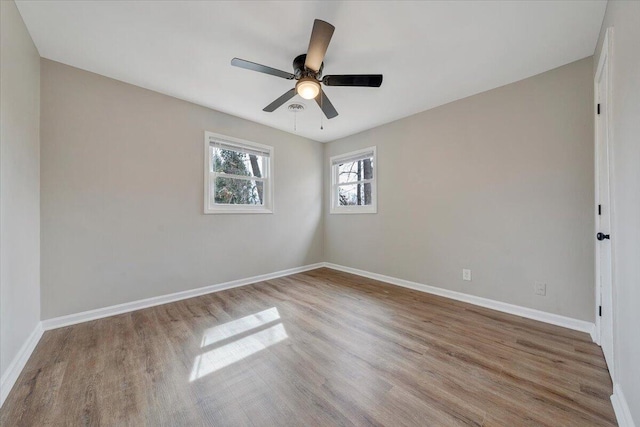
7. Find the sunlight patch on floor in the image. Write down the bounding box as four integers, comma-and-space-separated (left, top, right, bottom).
200, 307, 281, 347
190, 308, 288, 381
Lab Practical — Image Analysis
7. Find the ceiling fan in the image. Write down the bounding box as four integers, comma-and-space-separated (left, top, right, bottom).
231, 19, 383, 119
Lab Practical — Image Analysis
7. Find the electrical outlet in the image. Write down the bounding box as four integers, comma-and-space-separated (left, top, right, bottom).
534, 282, 547, 296
462, 269, 472, 281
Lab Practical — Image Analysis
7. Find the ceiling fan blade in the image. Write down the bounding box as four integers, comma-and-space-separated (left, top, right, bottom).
263, 88, 297, 112
304, 19, 335, 73
231, 58, 295, 80
322, 74, 383, 87
315, 89, 338, 119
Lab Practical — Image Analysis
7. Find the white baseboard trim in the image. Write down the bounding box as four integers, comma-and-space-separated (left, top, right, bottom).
0, 322, 44, 408
42, 263, 325, 331
611, 383, 637, 427
323, 263, 595, 336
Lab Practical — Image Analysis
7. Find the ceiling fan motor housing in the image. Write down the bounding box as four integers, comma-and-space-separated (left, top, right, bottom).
293, 54, 323, 79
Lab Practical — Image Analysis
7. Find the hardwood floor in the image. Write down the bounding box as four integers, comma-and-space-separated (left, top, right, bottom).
0, 268, 616, 426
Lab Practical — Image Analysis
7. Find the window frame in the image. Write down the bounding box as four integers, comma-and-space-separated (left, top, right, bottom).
204, 131, 274, 214
330, 146, 377, 214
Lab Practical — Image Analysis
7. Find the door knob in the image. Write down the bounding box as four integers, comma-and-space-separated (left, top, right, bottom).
597, 232, 610, 241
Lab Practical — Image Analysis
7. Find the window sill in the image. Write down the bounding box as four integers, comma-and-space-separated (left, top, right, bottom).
205, 207, 273, 215
330, 207, 377, 215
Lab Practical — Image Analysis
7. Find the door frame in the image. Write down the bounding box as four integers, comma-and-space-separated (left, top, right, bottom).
594, 27, 615, 380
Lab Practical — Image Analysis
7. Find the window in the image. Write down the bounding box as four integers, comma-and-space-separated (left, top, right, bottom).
204, 132, 273, 214
330, 147, 377, 214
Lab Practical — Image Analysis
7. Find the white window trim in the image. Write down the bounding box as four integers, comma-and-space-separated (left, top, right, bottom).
330, 146, 377, 214
204, 131, 274, 214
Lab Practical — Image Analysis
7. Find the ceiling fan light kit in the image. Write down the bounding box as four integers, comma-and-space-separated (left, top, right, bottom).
231, 19, 383, 120
296, 77, 321, 100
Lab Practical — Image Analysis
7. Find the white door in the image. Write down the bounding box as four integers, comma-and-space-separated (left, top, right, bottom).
595, 46, 614, 377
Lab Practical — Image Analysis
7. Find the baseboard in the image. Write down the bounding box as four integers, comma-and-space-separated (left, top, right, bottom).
42, 263, 325, 330
0, 322, 44, 408
323, 263, 595, 336
611, 383, 637, 427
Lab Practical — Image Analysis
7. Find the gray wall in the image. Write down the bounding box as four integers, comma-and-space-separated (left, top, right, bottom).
325, 57, 595, 322
0, 0, 41, 379
595, 1, 640, 423
40, 60, 323, 319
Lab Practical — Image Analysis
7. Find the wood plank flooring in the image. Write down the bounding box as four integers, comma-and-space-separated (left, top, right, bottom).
0, 268, 616, 426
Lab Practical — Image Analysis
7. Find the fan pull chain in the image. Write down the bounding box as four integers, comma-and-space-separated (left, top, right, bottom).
320, 93, 324, 130
294, 111, 297, 132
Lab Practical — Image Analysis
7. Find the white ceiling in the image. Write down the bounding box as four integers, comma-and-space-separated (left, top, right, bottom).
16, 1, 606, 143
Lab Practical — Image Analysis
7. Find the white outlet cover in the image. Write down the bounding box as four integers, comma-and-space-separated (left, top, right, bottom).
534, 282, 547, 296
463, 269, 472, 281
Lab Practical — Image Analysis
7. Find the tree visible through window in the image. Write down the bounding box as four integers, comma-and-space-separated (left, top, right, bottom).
337, 158, 373, 206
213, 148, 263, 205
331, 147, 377, 214
205, 132, 273, 214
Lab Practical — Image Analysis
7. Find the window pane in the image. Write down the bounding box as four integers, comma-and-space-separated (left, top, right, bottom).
337, 158, 373, 183
212, 147, 264, 178
214, 177, 264, 205
338, 183, 373, 206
